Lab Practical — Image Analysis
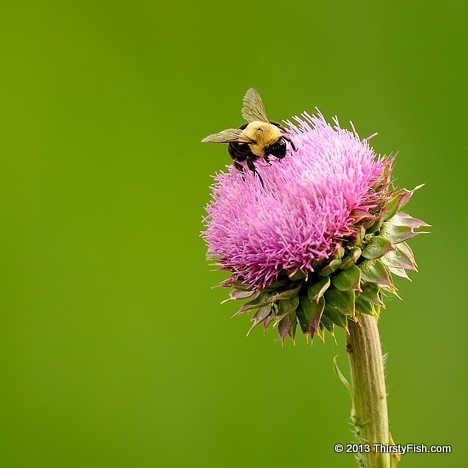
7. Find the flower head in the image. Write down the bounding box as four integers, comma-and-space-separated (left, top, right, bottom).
203, 111, 428, 342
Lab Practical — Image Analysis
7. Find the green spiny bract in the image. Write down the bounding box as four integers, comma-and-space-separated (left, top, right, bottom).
223, 185, 428, 343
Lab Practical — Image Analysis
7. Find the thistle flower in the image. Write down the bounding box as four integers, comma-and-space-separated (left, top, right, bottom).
203, 111, 428, 343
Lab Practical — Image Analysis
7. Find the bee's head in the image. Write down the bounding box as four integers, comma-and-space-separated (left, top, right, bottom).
266, 138, 287, 159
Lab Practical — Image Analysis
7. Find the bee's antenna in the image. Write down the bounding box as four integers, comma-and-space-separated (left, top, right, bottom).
283, 135, 297, 152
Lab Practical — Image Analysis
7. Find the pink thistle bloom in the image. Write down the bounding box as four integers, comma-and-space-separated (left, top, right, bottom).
203, 104, 426, 342
204, 112, 390, 288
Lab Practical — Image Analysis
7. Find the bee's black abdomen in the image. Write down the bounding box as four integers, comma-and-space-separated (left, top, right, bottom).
228, 139, 263, 187
228, 142, 257, 163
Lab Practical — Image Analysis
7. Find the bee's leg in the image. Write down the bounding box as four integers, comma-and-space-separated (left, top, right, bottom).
234, 161, 244, 173
264, 155, 272, 165
234, 161, 246, 182
246, 157, 265, 188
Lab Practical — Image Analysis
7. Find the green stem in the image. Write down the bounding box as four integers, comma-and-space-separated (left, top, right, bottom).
347, 313, 392, 468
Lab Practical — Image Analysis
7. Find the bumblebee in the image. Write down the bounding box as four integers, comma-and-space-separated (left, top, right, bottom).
202, 88, 296, 186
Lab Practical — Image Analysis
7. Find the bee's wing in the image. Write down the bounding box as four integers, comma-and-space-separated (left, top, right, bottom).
201, 128, 254, 144
241, 88, 269, 123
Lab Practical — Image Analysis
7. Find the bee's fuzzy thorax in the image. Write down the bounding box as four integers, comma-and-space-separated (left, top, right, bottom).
242, 121, 282, 156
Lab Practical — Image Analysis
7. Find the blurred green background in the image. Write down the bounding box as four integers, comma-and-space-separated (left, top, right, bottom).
0, 1, 465, 466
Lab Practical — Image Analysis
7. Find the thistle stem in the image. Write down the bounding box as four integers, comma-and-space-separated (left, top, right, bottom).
347, 314, 392, 468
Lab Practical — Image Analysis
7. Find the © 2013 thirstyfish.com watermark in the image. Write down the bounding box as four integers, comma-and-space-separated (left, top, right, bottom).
334, 443, 452, 455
